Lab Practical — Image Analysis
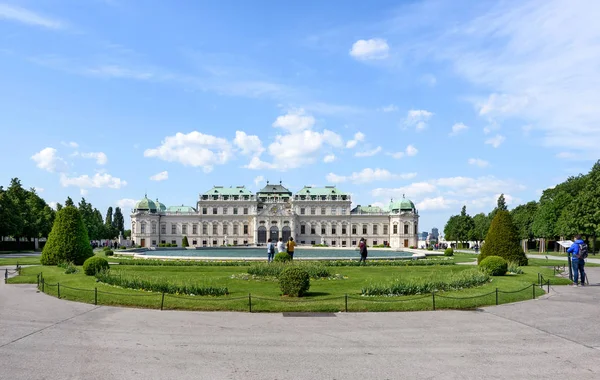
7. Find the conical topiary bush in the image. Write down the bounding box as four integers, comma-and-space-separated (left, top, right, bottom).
41, 206, 94, 265
182, 236, 189, 247
478, 210, 528, 266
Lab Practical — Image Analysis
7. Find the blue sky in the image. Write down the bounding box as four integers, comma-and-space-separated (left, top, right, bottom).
1, 0, 598, 233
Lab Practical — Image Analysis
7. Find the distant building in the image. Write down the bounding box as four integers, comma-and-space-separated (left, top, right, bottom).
431, 228, 439, 240
420, 231, 428, 240
130, 182, 420, 248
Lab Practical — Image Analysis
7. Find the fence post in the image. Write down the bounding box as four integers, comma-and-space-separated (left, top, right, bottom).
345, 294, 348, 313
37, 273, 40, 288
94, 287, 97, 305
248, 293, 252, 313
42, 278, 45, 292
160, 292, 165, 311
547, 279, 550, 293
4, 268, 7, 283
495, 288, 499, 305
532, 284, 535, 299
58, 283, 60, 299
432, 292, 436, 311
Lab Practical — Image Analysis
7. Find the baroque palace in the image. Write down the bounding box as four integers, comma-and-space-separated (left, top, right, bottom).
130, 182, 419, 249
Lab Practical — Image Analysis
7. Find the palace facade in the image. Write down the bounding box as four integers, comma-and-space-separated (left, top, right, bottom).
130, 182, 419, 249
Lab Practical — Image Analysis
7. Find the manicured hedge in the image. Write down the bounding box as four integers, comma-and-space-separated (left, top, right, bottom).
83, 256, 110, 275
479, 256, 508, 276
279, 267, 310, 297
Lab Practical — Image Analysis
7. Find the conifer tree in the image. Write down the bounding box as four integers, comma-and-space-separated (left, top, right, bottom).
41, 206, 94, 265
478, 210, 528, 266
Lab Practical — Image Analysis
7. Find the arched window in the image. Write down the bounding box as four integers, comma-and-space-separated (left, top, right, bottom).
141, 222, 146, 234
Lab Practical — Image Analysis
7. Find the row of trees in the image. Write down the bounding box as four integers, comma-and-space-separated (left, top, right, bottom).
444, 160, 600, 251
0, 177, 127, 247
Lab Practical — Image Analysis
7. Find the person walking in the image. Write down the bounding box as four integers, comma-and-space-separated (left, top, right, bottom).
567, 235, 587, 286
359, 238, 368, 264
266, 238, 276, 263
286, 237, 296, 259
277, 237, 285, 254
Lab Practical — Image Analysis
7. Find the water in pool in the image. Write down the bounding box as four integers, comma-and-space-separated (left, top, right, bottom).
140, 248, 412, 259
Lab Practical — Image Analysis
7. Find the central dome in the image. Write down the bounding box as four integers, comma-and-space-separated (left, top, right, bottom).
389, 197, 416, 212
135, 195, 157, 212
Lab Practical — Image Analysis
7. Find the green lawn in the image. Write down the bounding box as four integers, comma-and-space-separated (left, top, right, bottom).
0, 257, 41, 266
9, 259, 569, 312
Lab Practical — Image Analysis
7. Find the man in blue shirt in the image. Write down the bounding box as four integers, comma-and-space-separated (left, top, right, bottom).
567, 235, 586, 286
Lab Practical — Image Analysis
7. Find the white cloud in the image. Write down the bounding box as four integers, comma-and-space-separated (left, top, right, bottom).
484, 134, 506, 148
60, 173, 127, 189
449, 122, 468, 136
253, 176, 265, 186
79, 151, 108, 165
34, 187, 44, 193
117, 198, 137, 210
31, 147, 68, 173
380, 104, 398, 112
468, 158, 490, 168
150, 171, 169, 181
478, 93, 529, 117
272, 109, 315, 132
388, 144, 418, 159
403, 109, 433, 131
355, 146, 382, 157
417, 197, 457, 211
144, 131, 232, 173
80, 188, 88, 196
349, 38, 390, 60
372, 182, 438, 199
233, 131, 264, 156
327, 168, 416, 184
323, 154, 336, 163
0, 4, 64, 29
85, 65, 154, 80
244, 156, 277, 170
61, 141, 78, 148
48, 201, 58, 210
345, 132, 365, 148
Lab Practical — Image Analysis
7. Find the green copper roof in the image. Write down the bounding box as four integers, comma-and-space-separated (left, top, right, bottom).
167, 205, 196, 213
202, 186, 254, 196
351, 205, 384, 214
135, 195, 157, 212
296, 186, 349, 196
155, 199, 167, 212
257, 182, 291, 195
389, 197, 416, 211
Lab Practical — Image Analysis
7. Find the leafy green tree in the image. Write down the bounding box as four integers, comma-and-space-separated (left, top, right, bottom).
41, 206, 94, 265
456, 205, 474, 247
65, 197, 74, 207
6, 178, 27, 243
113, 207, 125, 235
443, 215, 460, 242
0, 186, 19, 239
510, 201, 538, 241
182, 236, 189, 247
479, 210, 528, 266
104, 207, 117, 239
497, 194, 508, 211
56, 203, 63, 211
470, 213, 490, 245
124, 229, 131, 238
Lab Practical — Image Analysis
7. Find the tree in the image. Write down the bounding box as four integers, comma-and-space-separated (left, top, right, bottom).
56, 203, 63, 211
113, 207, 125, 235
65, 197, 74, 207
41, 206, 94, 265
510, 201, 538, 241
456, 205, 474, 247
124, 229, 131, 238
182, 236, 189, 247
6, 178, 27, 243
0, 186, 18, 240
478, 210, 528, 266
444, 215, 460, 242
104, 207, 117, 239
470, 213, 490, 246
497, 194, 508, 211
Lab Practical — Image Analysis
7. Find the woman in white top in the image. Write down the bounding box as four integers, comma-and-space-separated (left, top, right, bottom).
277, 237, 285, 253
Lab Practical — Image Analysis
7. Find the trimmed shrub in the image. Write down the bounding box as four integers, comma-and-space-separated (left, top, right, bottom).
104, 249, 114, 256
427, 246, 434, 251
279, 266, 310, 297
273, 252, 291, 263
507, 261, 524, 274
103, 246, 112, 251
444, 247, 454, 257
83, 256, 110, 276
361, 268, 490, 296
478, 210, 528, 266
57, 261, 78, 274
41, 206, 94, 265
247, 262, 330, 279
116, 258, 455, 267
182, 236, 189, 248
96, 270, 228, 296
479, 256, 508, 276
119, 246, 126, 250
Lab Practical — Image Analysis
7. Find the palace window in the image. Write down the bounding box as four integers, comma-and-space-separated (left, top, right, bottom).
362, 225, 367, 234
171, 224, 176, 234
223, 225, 228, 235
151, 223, 156, 234
332, 226, 337, 234
233, 224, 238, 235
342, 226, 347, 235
161, 224, 166, 234
393, 225, 398, 234
223, 207, 228, 215
233, 208, 238, 215
311, 226, 316, 235
321, 207, 326, 215
202, 224, 208, 235
233, 240, 238, 246
383, 225, 389, 235
331, 208, 337, 215
152, 240, 156, 246
161, 240, 166, 244
341, 208, 346, 215
243, 225, 248, 234
332, 241, 336, 246
202, 208, 207, 215
342, 241, 347, 247
192, 240, 197, 245
301, 225, 306, 234
321, 227, 326, 235
212, 224, 218, 235
171, 240, 176, 245
373, 225, 378, 235
311, 241, 316, 245
141, 222, 146, 234
373, 241, 378, 246
182, 225, 187, 235
352, 225, 357, 234
404, 225, 409, 234
212, 240, 217, 246
212, 207, 217, 215
193, 224, 197, 235
243, 207, 249, 215
300, 208, 305, 215
202, 240, 207, 246
352, 240, 357, 246
311, 207, 316, 215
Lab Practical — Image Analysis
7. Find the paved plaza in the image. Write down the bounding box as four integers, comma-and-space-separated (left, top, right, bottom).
2, 267, 600, 379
